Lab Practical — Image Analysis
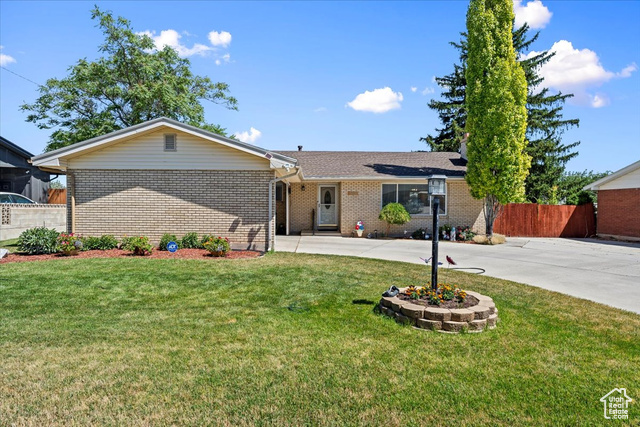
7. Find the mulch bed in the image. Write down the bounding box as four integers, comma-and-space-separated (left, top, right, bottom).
0, 248, 263, 264
397, 294, 479, 309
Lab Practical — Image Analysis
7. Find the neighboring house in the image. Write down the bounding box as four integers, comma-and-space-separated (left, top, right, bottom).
31, 117, 484, 250
584, 159, 640, 240
0, 136, 52, 203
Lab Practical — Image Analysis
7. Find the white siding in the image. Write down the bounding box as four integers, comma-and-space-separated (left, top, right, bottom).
67, 129, 270, 170
600, 166, 640, 190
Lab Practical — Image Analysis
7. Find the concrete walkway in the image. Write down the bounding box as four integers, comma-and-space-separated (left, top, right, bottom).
275, 235, 640, 314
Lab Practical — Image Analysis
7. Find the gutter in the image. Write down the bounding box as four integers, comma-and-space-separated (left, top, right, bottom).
268, 168, 300, 252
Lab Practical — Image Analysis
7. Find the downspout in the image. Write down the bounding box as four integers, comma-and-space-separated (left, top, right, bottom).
268, 168, 300, 252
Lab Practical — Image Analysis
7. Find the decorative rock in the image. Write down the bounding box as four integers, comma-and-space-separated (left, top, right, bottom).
469, 319, 487, 331
391, 300, 408, 312
442, 321, 468, 332
379, 290, 497, 334
487, 313, 499, 328
401, 303, 425, 319
380, 297, 396, 308
395, 312, 414, 325
469, 305, 491, 320
449, 308, 474, 322
417, 318, 442, 330
424, 307, 451, 321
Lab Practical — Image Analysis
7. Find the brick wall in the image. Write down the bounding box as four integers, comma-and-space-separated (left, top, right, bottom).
338, 181, 484, 237
67, 169, 274, 250
597, 188, 640, 239
289, 182, 319, 232
287, 180, 484, 236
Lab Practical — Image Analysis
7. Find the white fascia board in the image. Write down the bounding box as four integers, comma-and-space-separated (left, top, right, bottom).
583, 159, 640, 191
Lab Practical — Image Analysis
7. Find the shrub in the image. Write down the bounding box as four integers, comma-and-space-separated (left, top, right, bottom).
456, 226, 476, 242
121, 236, 153, 255
411, 228, 428, 240
159, 233, 178, 251
17, 227, 60, 255
202, 236, 230, 256
57, 233, 83, 253
200, 234, 214, 247
82, 235, 119, 250
180, 232, 200, 249
378, 203, 411, 236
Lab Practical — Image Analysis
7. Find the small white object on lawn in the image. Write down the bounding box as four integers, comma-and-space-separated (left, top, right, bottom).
0, 249, 8, 259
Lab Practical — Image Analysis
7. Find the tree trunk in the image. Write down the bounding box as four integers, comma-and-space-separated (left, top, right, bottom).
483, 194, 502, 238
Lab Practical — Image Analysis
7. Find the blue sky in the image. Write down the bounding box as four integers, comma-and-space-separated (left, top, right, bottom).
1, 1, 638, 174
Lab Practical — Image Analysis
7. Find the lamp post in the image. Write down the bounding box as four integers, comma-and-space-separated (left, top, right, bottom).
429, 176, 446, 291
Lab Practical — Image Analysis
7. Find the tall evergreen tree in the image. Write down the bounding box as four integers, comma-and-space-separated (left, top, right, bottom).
423, 23, 579, 203
465, 0, 530, 237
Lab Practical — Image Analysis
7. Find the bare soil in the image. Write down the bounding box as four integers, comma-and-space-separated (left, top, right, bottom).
0, 248, 263, 264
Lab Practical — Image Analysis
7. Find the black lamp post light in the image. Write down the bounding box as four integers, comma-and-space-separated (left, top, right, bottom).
429, 175, 446, 291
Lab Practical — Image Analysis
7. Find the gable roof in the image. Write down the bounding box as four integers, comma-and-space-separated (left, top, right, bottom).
275, 150, 467, 180
583, 159, 640, 191
31, 117, 298, 171
0, 136, 34, 159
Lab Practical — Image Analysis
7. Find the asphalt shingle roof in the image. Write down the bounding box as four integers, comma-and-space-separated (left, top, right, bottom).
274, 151, 467, 179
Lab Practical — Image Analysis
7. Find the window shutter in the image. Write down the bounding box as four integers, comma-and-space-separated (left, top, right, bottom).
164, 134, 176, 151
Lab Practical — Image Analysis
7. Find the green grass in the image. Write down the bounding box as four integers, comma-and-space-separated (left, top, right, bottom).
0, 253, 638, 426
0, 238, 19, 253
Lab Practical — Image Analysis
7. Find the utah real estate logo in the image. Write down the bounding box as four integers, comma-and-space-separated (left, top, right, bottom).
600, 388, 632, 420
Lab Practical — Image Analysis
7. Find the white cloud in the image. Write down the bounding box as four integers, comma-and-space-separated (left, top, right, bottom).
140, 29, 212, 57
234, 127, 262, 143
421, 87, 435, 95
522, 40, 637, 107
590, 94, 609, 108
0, 46, 16, 66
208, 31, 232, 48
215, 53, 232, 66
346, 87, 403, 113
314, 107, 327, 113
513, 0, 552, 29
410, 86, 417, 93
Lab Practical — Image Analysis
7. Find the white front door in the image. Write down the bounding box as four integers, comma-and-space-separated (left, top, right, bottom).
318, 185, 338, 227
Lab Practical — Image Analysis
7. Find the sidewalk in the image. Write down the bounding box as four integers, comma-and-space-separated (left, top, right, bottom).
275, 235, 640, 314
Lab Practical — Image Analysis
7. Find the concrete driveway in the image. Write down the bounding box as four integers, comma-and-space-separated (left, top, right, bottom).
275, 235, 640, 314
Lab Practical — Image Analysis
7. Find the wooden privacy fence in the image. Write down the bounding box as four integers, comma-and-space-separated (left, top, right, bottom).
494, 203, 596, 238
47, 188, 67, 204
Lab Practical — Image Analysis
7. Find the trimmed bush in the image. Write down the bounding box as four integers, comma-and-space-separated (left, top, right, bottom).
159, 233, 178, 251
83, 235, 119, 250
17, 227, 60, 255
379, 203, 411, 236
180, 232, 201, 249
202, 236, 230, 256
200, 234, 214, 247
121, 236, 153, 255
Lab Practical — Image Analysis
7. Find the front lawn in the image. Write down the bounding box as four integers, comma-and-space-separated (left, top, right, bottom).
0, 238, 19, 253
1, 253, 638, 425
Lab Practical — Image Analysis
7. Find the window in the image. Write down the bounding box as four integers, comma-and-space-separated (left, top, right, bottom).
11, 195, 35, 204
381, 182, 446, 215
164, 134, 177, 151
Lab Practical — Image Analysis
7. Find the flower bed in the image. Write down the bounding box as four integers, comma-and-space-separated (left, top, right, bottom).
0, 248, 262, 264
379, 288, 498, 333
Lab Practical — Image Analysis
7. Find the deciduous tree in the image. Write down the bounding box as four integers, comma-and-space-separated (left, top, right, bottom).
22, 7, 237, 152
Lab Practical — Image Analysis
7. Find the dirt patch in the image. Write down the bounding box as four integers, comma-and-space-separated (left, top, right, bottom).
0, 248, 263, 264
397, 294, 479, 309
